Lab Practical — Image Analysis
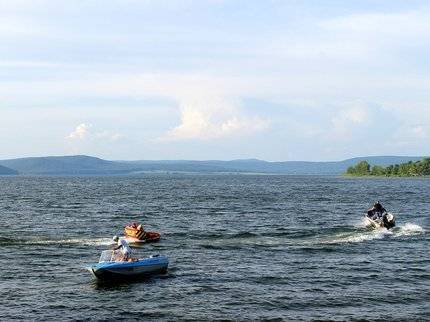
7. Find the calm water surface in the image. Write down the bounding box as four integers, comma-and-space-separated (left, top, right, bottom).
0, 175, 429, 321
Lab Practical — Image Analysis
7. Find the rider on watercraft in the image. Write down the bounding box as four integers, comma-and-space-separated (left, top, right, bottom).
367, 201, 387, 220
112, 236, 132, 261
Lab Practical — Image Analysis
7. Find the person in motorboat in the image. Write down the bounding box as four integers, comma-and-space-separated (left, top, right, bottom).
365, 201, 396, 229
112, 236, 134, 262
367, 201, 387, 220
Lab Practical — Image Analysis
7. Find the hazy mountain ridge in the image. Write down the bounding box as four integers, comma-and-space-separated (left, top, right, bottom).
0, 155, 136, 175
0, 164, 18, 175
0, 155, 425, 176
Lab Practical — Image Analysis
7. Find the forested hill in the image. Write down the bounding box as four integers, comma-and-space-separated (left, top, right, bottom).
345, 158, 430, 176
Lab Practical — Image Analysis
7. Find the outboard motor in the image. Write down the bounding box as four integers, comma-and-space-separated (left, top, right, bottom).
382, 212, 395, 229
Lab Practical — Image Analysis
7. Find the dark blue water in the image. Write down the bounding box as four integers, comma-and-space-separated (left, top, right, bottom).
0, 175, 429, 321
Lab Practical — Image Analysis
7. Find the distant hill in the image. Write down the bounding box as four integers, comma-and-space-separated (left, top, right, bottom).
0, 155, 425, 175
0, 155, 135, 175
124, 156, 424, 175
0, 164, 18, 175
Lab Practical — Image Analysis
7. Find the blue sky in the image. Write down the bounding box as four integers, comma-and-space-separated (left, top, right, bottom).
1, 0, 429, 161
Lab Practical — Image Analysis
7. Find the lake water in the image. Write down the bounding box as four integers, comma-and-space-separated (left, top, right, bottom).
0, 175, 428, 321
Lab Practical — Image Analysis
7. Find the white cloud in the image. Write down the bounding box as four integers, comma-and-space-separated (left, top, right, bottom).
330, 102, 371, 136
411, 125, 428, 139
37, 73, 270, 142
67, 123, 91, 140
160, 97, 269, 141
66, 123, 123, 141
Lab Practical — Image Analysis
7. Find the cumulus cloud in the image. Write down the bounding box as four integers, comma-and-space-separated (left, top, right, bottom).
331, 103, 370, 135
67, 123, 91, 140
160, 97, 269, 141
66, 123, 123, 141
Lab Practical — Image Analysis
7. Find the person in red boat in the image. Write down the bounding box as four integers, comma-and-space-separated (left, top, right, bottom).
137, 224, 144, 234
124, 222, 160, 243
125, 222, 146, 239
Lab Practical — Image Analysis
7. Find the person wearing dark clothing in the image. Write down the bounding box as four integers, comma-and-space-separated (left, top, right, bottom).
367, 201, 387, 220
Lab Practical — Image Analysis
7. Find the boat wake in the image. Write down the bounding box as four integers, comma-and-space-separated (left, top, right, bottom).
31, 237, 113, 246
322, 229, 392, 245
2, 223, 425, 250
197, 220, 427, 249
395, 223, 425, 236
200, 233, 282, 249
320, 222, 425, 245
0, 237, 113, 247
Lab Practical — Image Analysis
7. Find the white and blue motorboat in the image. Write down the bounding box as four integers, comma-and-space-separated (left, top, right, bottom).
89, 250, 168, 280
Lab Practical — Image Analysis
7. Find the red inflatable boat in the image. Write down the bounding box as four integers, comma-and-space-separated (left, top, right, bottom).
123, 222, 161, 244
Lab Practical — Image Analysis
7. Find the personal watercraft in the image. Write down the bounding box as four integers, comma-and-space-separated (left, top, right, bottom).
365, 212, 396, 229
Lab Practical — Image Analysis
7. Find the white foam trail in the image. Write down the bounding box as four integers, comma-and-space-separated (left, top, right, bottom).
395, 223, 425, 237
326, 229, 392, 244
26, 238, 112, 246
321, 222, 425, 245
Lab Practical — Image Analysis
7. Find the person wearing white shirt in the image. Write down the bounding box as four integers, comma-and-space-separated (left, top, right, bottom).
112, 236, 132, 261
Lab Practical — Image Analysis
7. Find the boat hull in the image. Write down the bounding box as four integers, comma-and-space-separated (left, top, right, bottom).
364, 213, 396, 230
123, 231, 161, 244
365, 216, 385, 229
91, 255, 168, 280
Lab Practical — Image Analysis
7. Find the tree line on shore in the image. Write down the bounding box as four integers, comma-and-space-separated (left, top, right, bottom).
345, 158, 430, 176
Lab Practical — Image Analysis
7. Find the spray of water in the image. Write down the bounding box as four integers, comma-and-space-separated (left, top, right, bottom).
323, 220, 425, 245
395, 223, 425, 237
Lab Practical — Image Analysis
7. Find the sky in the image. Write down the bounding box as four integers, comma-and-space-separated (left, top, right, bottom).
1, 0, 429, 161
